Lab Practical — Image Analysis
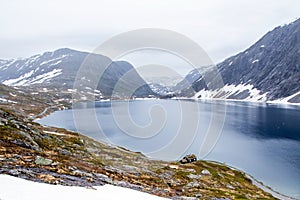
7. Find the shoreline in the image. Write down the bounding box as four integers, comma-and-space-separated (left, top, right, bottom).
31, 98, 299, 199
206, 161, 296, 200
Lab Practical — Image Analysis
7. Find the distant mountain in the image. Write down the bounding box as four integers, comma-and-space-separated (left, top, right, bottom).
0, 48, 155, 98
1, 18, 299, 102
177, 18, 300, 103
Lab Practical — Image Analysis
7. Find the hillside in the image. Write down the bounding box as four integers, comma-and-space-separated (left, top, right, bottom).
176, 19, 300, 103
0, 48, 155, 98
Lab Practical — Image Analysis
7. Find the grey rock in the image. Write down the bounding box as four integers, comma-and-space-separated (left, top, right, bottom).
9, 169, 20, 176
72, 170, 93, 177
186, 181, 200, 188
35, 156, 53, 165
201, 169, 211, 175
187, 174, 202, 179
227, 184, 235, 189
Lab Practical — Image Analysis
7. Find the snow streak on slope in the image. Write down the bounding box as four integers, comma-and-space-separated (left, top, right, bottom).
3, 69, 62, 86
194, 84, 268, 102
3, 70, 35, 85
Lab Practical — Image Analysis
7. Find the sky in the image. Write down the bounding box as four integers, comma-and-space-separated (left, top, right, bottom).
0, 0, 299, 63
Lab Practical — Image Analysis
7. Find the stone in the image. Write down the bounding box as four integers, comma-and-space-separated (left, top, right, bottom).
186, 181, 200, 188
179, 154, 197, 164
201, 169, 211, 175
35, 156, 53, 165
187, 174, 202, 179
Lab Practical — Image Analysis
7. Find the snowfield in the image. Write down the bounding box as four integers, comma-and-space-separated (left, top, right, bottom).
0, 174, 168, 200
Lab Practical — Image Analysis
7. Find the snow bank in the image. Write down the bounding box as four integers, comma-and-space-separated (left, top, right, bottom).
0, 174, 168, 200
194, 83, 267, 102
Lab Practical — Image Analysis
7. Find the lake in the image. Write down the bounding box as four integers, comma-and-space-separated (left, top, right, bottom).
36, 99, 300, 199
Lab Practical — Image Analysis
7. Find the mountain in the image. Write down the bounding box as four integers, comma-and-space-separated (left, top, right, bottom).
0, 48, 155, 98
178, 18, 300, 103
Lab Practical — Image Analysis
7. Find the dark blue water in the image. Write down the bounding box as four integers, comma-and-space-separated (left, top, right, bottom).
37, 99, 300, 199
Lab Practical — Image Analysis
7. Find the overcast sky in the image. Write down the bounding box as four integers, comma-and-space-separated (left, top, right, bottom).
1, 0, 299, 63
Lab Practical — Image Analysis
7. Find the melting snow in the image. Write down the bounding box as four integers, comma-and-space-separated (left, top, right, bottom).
269, 91, 300, 105
48, 60, 62, 66
0, 98, 17, 104
27, 69, 62, 85
3, 70, 35, 86
39, 54, 68, 66
2, 69, 62, 86
0, 174, 167, 200
43, 130, 66, 136
194, 83, 267, 102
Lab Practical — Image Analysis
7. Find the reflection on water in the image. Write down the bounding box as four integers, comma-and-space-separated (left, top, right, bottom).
37, 100, 300, 199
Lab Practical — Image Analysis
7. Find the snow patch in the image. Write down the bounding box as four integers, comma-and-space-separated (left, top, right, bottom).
3, 70, 34, 86
43, 130, 66, 136
0, 98, 17, 104
0, 174, 167, 200
269, 91, 300, 105
27, 69, 62, 85
39, 54, 68, 66
194, 83, 267, 102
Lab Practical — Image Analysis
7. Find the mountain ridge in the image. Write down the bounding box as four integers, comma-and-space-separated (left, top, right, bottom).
176, 18, 300, 103
0, 48, 155, 99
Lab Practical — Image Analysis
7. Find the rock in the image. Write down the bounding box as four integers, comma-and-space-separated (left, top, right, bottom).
185, 168, 196, 173
201, 169, 211, 175
72, 170, 93, 178
179, 154, 197, 164
35, 156, 53, 165
58, 148, 71, 156
187, 174, 202, 179
9, 169, 20, 176
96, 173, 113, 184
51, 162, 60, 166
169, 164, 179, 169
227, 184, 235, 189
186, 181, 200, 188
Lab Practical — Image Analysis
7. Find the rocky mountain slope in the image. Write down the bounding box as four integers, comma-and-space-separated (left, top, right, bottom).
176, 18, 300, 103
0, 48, 155, 98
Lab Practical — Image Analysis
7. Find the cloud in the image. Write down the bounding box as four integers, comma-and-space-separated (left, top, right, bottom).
0, 0, 299, 62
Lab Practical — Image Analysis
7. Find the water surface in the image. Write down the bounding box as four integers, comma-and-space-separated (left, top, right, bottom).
37, 100, 300, 199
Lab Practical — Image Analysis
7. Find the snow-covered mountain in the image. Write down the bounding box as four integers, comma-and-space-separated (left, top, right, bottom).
177, 18, 300, 103
1, 18, 299, 102
0, 48, 155, 98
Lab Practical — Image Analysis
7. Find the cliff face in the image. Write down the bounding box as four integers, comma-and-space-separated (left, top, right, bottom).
219, 18, 300, 100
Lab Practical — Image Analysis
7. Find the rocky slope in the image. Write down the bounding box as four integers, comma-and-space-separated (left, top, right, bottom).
176, 18, 300, 103
0, 48, 155, 98
0, 84, 279, 199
